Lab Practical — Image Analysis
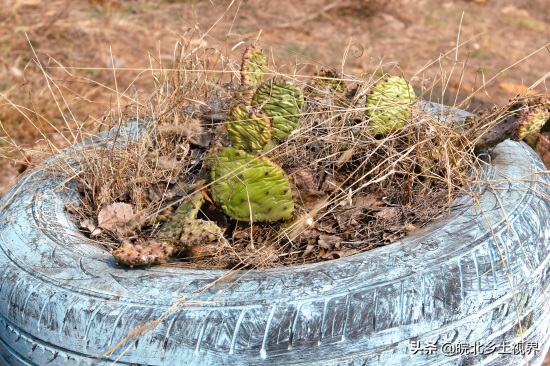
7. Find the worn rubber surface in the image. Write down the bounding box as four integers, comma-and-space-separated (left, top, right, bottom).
0, 105, 550, 365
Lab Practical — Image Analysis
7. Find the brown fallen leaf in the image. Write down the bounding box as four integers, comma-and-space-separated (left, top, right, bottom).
318, 235, 342, 251
292, 168, 318, 190
147, 183, 166, 203
383, 231, 406, 243
404, 223, 417, 232
297, 189, 328, 211
302, 244, 316, 257
374, 207, 401, 220
90, 227, 104, 237
317, 247, 326, 258
80, 219, 104, 237
157, 155, 181, 171
97, 202, 138, 236
501, 5, 530, 17
354, 194, 384, 208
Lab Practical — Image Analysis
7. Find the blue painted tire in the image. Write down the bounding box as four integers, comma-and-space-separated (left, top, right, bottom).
0, 104, 550, 365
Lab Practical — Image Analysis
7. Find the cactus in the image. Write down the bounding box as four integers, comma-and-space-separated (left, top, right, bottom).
112, 191, 223, 266
472, 98, 550, 149
226, 105, 272, 151
305, 68, 350, 109
227, 79, 304, 149
516, 98, 550, 140
111, 240, 174, 267
366, 76, 416, 134
156, 191, 204, 242
214, 66, 304, 223
179, 218, 224, 246
231, 84, 256, 108
210, 147, 294, 222
472, 110, 521, 149
107, 42, 550, 270
251, 79, 305, 139
241, 45, 267, 87
307, 68, 347, 95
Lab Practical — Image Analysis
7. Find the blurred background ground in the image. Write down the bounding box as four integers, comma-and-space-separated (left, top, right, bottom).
0, 0, 548, 194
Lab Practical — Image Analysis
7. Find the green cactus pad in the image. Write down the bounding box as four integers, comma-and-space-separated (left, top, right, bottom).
180, 218, 223, 246
226, 105, 272, 151
241, 45, 267, 87
211, 147, 294, 222
232, 84, 256, 107
517, 105, 550, 140
307, 68, 347, 95
366, 76, 416, 134
473, 98, 550, 149
156, 191, 204, 243
251, 79, 304, 139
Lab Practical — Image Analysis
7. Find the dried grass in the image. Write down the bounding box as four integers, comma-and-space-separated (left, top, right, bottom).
43, 26, 497, 270
1, 3, 550, 363
1, 1, 548, 272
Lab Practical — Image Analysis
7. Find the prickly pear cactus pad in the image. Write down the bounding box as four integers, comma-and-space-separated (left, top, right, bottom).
180, 218, 224, 247
65, 40, 550, 272
156, 191, 204, 243
232, 84, 256, 108
111, 240, 174, 267
307, 68, 347, 95
366, 75, 417, 134
240, 45, 267, 87
516, 99, 550, 140
226, 105, 272, 151
210, 147, 294, 222
251, 79, 305, 139
471, 98, 550, 149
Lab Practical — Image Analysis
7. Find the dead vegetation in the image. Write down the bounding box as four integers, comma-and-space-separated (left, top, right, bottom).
1, 0, 549, 271
53, 29, 530, 270
1, 0, 548, 194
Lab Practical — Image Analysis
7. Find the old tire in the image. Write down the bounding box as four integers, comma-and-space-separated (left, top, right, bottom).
0, 104, 550, 365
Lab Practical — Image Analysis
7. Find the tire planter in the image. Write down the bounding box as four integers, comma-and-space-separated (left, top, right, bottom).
0, 104, 550, 366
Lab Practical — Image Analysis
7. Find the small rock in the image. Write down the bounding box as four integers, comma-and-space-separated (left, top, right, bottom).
501, 5, 530, 18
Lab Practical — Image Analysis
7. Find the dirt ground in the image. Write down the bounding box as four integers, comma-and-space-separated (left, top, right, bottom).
1, 0, 549, 195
